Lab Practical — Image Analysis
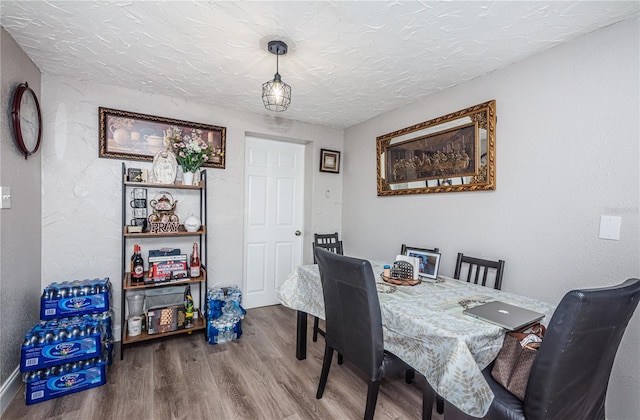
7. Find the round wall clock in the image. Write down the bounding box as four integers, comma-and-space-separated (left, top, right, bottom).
11, 82, 42, 159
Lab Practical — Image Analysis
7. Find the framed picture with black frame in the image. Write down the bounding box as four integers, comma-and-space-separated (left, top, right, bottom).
403, 247, 441, 280
319, 149, 340, 173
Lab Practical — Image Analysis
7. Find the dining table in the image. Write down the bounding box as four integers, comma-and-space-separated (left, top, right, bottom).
277, 260, 556, 418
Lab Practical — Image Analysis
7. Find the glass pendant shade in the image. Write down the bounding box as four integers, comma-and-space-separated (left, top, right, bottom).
262, 72, 292, 112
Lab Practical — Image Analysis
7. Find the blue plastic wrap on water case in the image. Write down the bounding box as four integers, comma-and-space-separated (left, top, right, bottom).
24, 362, 107, 405
40, 278, 112, 320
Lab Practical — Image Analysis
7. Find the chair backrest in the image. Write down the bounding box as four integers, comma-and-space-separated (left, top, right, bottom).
454, 252, 505, 290
400, 244, 440, 255
314, 247, 385, 382
524, 278, 640, 420
314, 232, 339, 246
312, 241, 343, 263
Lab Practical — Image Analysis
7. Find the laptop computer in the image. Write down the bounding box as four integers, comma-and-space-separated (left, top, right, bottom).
463, 301, 545, 330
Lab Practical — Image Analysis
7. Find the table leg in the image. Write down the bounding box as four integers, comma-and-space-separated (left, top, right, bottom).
296, 310, 308, 360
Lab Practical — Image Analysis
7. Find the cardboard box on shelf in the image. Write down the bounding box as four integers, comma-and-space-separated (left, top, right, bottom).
147, 255, 188, 283
148, 248, 181, 259
147, 305, 186, 335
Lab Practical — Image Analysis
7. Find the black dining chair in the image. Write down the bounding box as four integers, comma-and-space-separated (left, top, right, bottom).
434, 252, 506, 415
478, 278, 640, 420
314, 232, 340, 246
314, 247, 434, 420
454, 252, 505, 290
313, 240, 344, 262
312, 233, 343, 343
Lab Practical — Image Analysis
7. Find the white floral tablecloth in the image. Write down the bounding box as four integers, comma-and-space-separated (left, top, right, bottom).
277, 261, 556, 418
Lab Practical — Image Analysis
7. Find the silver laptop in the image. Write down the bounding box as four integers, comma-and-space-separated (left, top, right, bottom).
463, 301, 545, 330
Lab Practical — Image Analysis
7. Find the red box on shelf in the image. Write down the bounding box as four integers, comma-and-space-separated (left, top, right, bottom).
147, 255, 188, 283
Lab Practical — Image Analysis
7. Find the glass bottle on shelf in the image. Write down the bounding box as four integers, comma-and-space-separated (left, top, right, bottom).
130, 244, 136, 273
131, 245, 145, 283
185, 286, 194, 328
190, 242, 201, 278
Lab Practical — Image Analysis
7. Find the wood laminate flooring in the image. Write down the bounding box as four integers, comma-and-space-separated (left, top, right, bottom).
3, 305, 443, 420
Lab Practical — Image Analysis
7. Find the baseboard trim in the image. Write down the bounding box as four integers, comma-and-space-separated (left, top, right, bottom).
1, 367, 22, 415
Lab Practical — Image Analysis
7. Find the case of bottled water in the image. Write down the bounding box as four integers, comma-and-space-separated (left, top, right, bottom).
206, 286, 246, 345
40, 278, 112, 320
20, 311, 114, 372
23, 356, 108, 405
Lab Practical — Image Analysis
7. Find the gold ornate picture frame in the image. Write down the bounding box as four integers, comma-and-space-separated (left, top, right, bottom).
99, 107, 226, 169
377, 100, 496, 195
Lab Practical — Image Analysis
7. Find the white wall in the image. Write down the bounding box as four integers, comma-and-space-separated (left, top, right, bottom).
343, 18, 639, 420
40, 77, 343, 335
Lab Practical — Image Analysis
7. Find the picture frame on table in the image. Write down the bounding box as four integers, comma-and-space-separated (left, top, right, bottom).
319, 149, 341, 173
99, 107, 226, 169
403, 247, 441, 280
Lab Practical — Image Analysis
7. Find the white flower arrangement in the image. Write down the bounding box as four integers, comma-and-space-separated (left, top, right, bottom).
166, 126, 216, 173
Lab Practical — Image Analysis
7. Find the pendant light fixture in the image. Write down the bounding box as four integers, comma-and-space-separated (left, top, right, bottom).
262, 40, 292, 112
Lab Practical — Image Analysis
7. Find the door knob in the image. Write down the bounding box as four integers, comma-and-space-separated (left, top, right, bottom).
295, 230, 301, 236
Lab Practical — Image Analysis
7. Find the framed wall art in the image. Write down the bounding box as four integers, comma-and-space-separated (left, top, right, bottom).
319, 148, 340, 173
99, 107, 226, 169
377, 100, 496, 195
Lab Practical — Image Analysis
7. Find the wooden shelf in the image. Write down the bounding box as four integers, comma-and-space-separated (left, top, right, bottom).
123, 176, 205, 190
122, 311, 206, 344
120, 163, 209, 360
124, 225, 206, 237
123, 270, 206, 290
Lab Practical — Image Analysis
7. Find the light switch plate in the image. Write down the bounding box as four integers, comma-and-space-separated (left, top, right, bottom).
599, 215, 621, 240
0, 187, 10, 209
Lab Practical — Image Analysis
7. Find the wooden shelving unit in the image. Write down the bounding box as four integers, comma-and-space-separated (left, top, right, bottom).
119, 163, 208, 359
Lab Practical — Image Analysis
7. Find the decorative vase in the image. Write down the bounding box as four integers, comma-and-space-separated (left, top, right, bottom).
182, 170, 195, 186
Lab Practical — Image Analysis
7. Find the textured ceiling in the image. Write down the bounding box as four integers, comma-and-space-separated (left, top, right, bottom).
1, 1, 638, 129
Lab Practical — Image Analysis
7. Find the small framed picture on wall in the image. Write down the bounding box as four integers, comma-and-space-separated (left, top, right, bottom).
320, 149, 340, 173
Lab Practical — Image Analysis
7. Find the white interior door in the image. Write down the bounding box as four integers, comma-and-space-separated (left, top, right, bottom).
243, 136, 305, 308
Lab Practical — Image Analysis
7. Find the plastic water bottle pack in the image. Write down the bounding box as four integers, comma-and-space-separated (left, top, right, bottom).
206, 285, 246, 345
